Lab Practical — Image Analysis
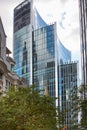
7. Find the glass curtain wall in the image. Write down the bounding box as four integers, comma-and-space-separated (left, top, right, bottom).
14, 25, 32, 85
59, 62, 78, 130
13, 0, 32, 85
32, 24, 57, 97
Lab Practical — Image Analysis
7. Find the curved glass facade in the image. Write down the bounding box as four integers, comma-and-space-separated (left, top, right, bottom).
32, 24, 56, 97
34, 8, 47, 29
13, 0, 78, 128
58, 40, 71, 64
13, 0, 72, 101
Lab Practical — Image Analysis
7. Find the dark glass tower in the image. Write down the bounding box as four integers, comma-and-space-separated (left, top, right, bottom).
14, 0, 31, 33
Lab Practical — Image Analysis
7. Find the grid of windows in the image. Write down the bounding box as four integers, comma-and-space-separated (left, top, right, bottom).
59, 62, 78, 129
14, 25, 32, 85
32, 24, 56, 97
14, 1, 31, 32
13, 1, 73, 106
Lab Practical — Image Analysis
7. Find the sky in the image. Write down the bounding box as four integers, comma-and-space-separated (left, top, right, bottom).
0, 0, 80, 61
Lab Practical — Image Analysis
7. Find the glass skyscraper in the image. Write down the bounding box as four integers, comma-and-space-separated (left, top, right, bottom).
13, 0, 33, 85
13, 0, 47, 85
79, 0, 87, 127
13, 1, 79, 129
59, 62, 78, 130
32, 23, 57, 97
13, 0, 71, 101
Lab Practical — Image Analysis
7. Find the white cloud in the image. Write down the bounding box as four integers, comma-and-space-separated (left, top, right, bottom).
35, 0, 80, 60
57, 0, 80, 60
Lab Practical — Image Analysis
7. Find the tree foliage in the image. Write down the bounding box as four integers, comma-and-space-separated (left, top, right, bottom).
0, 85, 58, 130
79, 84, 87, 129
70, 84, 87, 129
70, 86, 79, 130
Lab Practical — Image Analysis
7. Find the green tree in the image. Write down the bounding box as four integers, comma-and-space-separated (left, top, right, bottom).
58, 109, 65, 130
79, 84, 87, 129
70, 84, 87, 130
0, 85, 58, 130
70, 86, 79, 130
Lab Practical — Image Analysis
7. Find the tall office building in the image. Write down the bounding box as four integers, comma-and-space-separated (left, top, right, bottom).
79, 0, 87, 85
59, 62, 78, 130
32, 23, 58, 97
79, 1, 87, 127
13, 0, 47, 85
13, 0, 71, 100
14, 0, 33, 85
13, 1, 79, 129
